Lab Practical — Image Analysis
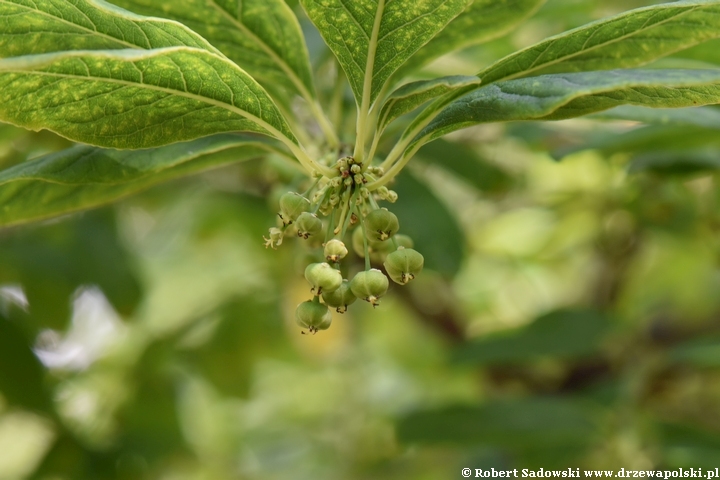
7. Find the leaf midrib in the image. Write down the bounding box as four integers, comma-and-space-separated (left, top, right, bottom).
486, 4, 703, 83
363, 0, 385, 106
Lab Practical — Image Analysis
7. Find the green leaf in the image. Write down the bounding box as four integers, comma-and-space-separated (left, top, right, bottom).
109, 0, 317, 102
0, 47, 298, 149
300, 0, 471, 107
0, 134, 276, 226
0, 210, 142, 329
416, 139, 512, 194
659, 423, 720, 469
397, 397, 597, 449
628, 149, 720, 176
183, 296, 285, 398
377, 75, 481, 133
396, 0, 546, 78
452, 310, 610, 366
415, 69, 720, 147
0, 312, 53, 413
391, 170, 464, 276
551, 125, 720, 161
590, 105, 720, 129
480, 0, 720, 85
667, 334, 720, 368
0, 0, 220, 56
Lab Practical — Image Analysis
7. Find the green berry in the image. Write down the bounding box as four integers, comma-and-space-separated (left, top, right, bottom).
295, 300, 332, 333
279, 192, 310, 225
350, 269, 389, 307
296, 212, 322, 239
305, 262, 343, 295
384, 247, 424, 285
352, 226, 385, 263
364, 208, 399, 241
322, 280, 357, 313
394, 234, 414, 249
324, 239, 348, 263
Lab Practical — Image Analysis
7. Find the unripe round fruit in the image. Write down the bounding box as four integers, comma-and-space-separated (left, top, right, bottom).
350, 269, 389, 307
304, 262, 343, 294
295, 300, 332, 333
384, 247, 424, 285
353, 225, 385, 251
394, 234, 414, 249
279, 192, 310, 225
322, 280, 357, 313
324, 239, 348, 263
295, 212, 322, 239
364, 208, 399, 241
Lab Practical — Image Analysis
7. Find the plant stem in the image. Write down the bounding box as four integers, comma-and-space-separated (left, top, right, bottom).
301, 177, 322, 196
366, 141, 423, 190
358, 204, 371, 271
366, 133, 382, 169
325, 207, 336, 242
334, 189, 352, 235
340, 188, 360, 239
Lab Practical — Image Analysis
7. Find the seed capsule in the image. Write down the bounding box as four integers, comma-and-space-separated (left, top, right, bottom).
350, 269, 389, 307
295, 300, 332, 333
394, 234, 414, 249
324, 239, 348, 263
278, 192, 310, 226
364, 208, 399, 241
305, 262, 343, 295
295, 212, 322, 239
352, 226, 386, 263
322, 280, 357, 313
384, 247, 424, 285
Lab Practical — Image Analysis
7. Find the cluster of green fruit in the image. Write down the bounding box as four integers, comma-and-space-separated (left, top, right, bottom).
264, 156, 424, 334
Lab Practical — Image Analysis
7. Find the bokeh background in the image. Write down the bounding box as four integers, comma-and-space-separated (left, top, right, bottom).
2, 0, 720, 478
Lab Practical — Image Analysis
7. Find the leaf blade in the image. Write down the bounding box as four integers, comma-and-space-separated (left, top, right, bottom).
480, 0, 720, 85
109, 0, 316, 101
0, 47, 297, 149
300, 0, 471, 106
415, 69, 720, 147
377, 75, 481, 133
0, 134, 275, 226
397, 0, 546, 78
0, 0, 222, 56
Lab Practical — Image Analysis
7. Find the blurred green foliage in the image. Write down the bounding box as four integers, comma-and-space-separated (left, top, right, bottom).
1, 0, 720, 478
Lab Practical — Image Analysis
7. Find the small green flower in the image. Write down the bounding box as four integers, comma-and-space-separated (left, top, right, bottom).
263, 227, 284, 249
322, 279, 357, 313
384, 247, 424, 285
364, 208, 399, 241
295, 300, 332, 334
305, 262, 343, 295
350, 269, 389, 307
295, 212, 323, 239
279, 192, 310, 226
